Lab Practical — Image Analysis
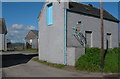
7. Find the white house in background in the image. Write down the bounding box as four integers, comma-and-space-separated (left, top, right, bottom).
25, 30, 38, 49
0, 18, 7, 51
38, 2, 119, 66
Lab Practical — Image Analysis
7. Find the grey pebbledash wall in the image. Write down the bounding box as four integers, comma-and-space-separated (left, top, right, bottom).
67, 11, 118, 49
38, 2, 66, 64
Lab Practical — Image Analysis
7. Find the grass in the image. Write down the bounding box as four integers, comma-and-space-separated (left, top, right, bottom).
1, 50, 22, 53
23, 48, 38, 53
1, 48, 38, 53
33, 58, 66, 69
75, 48, 120, 72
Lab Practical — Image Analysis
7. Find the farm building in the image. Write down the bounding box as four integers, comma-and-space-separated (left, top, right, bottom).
25, 30, 38, 49
0, 18, 7, 51
38, 2, 119, 66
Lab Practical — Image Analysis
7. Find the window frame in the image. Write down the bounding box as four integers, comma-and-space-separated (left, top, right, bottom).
46, 3, 53, 26
106, 33, 112, 49
85, 31, 93, 47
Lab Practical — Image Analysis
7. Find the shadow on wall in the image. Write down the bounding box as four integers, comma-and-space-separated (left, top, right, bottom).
1, 54, 38, 68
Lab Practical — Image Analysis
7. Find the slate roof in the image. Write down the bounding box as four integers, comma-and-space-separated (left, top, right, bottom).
68, 2, 119, 23
31, 30, 38, 36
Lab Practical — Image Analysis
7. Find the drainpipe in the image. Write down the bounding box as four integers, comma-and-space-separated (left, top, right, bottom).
64, 9, 67, 65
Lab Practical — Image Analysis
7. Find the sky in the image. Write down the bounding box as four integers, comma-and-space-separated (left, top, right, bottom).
2, 2, 44, 43
1, 2, 119, 43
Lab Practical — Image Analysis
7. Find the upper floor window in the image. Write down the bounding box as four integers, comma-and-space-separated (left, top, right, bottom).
46, 3, 53, 26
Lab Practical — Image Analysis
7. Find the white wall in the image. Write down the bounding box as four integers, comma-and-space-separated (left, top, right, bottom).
0, 34, 7, 51
0, 34, 2, 50
32, 38, 38, 49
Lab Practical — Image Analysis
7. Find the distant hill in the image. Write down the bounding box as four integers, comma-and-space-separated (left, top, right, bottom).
12, 42, 25, 50
12, 43, 24, 46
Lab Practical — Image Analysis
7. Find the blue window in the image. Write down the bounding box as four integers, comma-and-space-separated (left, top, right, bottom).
46, 3, 53, 26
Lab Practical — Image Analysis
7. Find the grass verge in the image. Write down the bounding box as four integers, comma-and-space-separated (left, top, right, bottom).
2, 48, 38, 53
33, 58, 66, 69
1, 50, 22, 53
23, 48, 38, 53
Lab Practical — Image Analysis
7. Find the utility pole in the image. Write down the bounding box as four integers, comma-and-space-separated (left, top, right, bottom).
100, 0, 104, 68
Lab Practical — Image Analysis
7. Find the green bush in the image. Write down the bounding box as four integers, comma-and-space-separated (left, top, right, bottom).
75, 47, 120, 72
85, 48, 100, 54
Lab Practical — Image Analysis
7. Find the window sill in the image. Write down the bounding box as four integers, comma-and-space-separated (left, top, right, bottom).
47, 24, 53, 26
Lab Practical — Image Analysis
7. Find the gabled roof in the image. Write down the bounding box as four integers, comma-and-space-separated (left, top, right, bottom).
25, 30, 38, 40
0, 18, 7, 34
68, 2, 119, 23
31, 30, 38, 36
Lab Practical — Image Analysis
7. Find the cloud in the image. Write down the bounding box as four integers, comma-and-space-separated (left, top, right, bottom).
11, 24, 35, 30
7, 24, 36, 43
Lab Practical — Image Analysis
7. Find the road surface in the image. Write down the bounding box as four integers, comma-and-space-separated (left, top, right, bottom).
1, 52, 119, 77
